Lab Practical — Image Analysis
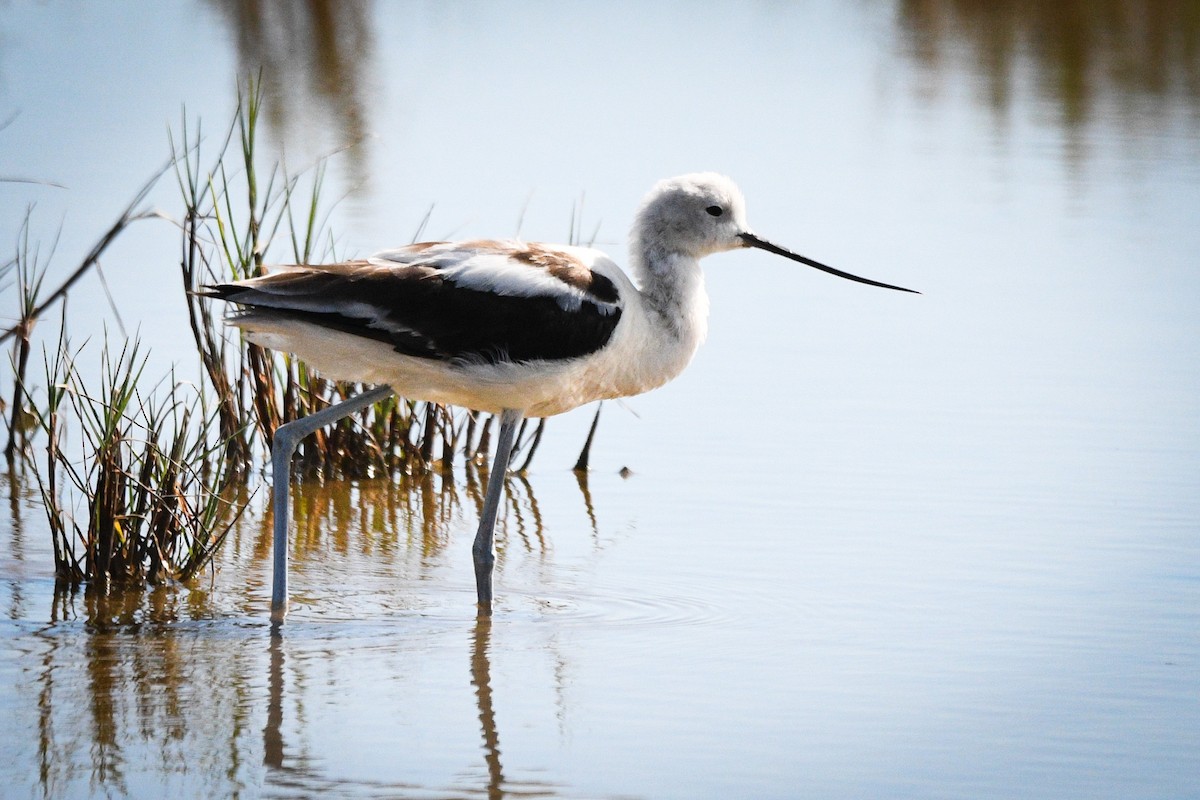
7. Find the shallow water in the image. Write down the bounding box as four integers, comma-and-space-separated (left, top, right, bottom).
2, 1, 1199, 798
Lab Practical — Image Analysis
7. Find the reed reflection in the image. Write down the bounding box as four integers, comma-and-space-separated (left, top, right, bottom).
5, 470, 28, 619
204, 0, 375, 188
895, 0, 1200, 149
12, 456, 603, 796
277, 460, 606, 605
284, 468, 466, 572
30, 583, 258, 798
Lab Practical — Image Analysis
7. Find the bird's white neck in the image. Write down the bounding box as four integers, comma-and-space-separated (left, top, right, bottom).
632, 248, 710, 362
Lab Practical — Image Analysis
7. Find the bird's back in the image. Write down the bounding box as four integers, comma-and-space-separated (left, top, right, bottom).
202, 240, 665, 416
206, 240, 625, 366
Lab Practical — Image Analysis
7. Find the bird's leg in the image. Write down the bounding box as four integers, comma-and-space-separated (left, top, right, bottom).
473, 408, 523, 615
269, 385, 394, 624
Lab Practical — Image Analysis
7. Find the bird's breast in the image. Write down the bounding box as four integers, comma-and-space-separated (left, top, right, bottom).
587, 285, 710, 402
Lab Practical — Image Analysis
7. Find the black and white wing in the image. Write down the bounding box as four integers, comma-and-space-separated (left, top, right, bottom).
203, 240, 625, 365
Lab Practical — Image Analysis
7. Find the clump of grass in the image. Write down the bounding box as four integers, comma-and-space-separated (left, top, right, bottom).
174, 79, 557, 483
31, 333, 244, 585
1, 158, 241, 589
2, 76, 605, 594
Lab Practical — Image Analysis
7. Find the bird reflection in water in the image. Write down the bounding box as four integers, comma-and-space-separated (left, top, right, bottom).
275, 459, 603, 610
470, 614, 505, 799
261, 613, 566, 797
15, 451, 596, 796
258, 468, 592, 796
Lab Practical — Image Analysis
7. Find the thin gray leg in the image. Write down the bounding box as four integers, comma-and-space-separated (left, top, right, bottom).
269, 385, 394, 623
473, 408, 523, 615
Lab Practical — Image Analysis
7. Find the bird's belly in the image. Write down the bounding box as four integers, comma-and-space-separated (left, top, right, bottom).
242, 319, 657, 418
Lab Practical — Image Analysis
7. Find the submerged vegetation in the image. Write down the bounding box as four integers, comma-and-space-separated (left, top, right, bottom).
2, 80, 587, 591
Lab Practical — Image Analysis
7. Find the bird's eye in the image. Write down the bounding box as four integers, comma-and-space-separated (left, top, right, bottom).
705, 205, 724, 217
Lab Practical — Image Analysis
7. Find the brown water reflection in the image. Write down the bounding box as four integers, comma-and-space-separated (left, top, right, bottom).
896, 0, 1200, 128
5, 4, 1197, 797
193, 0, 1200, 185
28, 598, 256, 795
289, 469, 464, 563
278, 465, 598, 600
10, 469, 590, 797
204, 0, 375, 188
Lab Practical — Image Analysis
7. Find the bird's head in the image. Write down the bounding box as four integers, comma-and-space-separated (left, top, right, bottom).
633, 172, 750, 261
633, 172, 918, 293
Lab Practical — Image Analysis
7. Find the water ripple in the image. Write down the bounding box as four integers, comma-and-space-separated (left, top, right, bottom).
507, 583, 732, 630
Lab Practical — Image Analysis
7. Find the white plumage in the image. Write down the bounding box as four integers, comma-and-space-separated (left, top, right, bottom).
205, 172, 917, 619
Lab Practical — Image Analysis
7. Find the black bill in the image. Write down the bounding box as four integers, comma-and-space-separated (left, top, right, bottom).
739, 232, 919, 294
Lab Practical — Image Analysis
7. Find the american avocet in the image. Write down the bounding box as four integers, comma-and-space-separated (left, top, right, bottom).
205, 173, 917, 620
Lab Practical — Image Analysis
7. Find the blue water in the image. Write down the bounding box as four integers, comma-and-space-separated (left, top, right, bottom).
1, 2, 1198, 798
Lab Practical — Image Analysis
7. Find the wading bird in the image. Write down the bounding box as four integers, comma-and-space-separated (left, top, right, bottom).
205, 173, 917, 621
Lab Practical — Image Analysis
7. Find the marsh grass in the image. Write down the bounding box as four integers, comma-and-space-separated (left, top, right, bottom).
4, 213, 47, 462
176, 79, 557, 483
4, 76, 596, 588
31, 333, 243, 584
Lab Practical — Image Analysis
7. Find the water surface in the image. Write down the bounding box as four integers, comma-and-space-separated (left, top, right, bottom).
1, 2, 1198, 798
